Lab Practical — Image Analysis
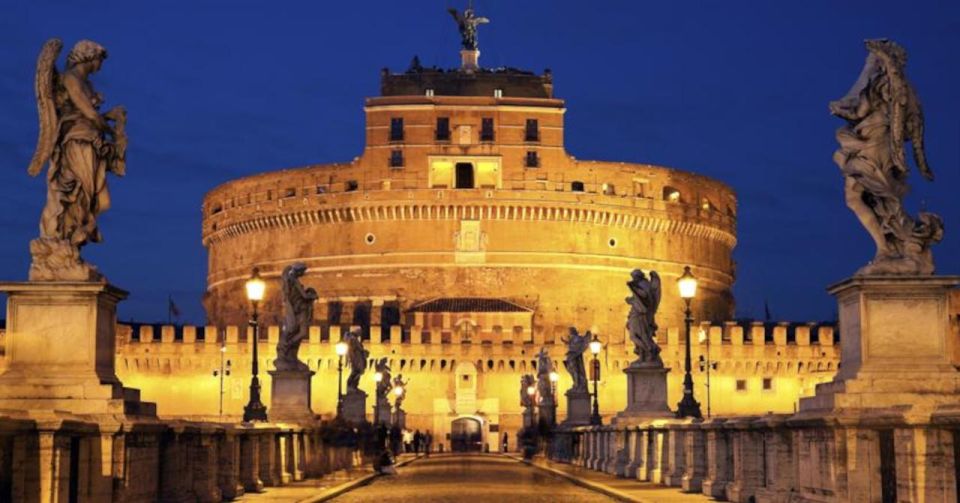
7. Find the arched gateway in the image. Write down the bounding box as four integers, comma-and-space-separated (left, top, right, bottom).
451, 417, 482, 452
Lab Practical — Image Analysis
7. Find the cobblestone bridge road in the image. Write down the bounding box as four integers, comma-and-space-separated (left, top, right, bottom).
331, 454, 616, 503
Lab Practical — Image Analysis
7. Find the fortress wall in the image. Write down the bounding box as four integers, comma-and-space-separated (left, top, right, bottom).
108, 321, 839, 429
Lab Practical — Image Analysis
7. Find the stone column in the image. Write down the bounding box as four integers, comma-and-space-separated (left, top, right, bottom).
218, 429, 244, 500
624, 427, 644, 479
239, 432, 264, 493
190, 430, 222, 503
650, 429, 666, 484
681, 426, 706, 493
258, 433, 280, 487
663, 426, 687, 487
725, 421, 763, 503
702, 421, 731, 499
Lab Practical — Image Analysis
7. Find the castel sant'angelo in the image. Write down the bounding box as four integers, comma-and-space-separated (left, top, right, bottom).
108, 11, 840, 451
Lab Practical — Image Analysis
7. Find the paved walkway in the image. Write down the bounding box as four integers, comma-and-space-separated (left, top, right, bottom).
506, 454, 715, 503
236, 454, 419, 503
329, 453, 615, 502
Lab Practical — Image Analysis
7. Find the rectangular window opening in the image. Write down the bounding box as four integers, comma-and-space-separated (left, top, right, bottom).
390, 117, 404, 142
481, 118, 495, 142
525, 119, 539, 142
525, 151, 539, 168
436, 117, 450, 141
390, 149, 404, 168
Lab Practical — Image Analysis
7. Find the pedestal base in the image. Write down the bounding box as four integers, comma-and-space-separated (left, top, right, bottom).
341, 390, 368, 424
537, 400, 556, 427
563, 391, 592, 426
799, 276, 960, 421
374, 397, 391, 425
393, 408, 406, 429
268, 369, 316, 423
614, 361, 673, 425
0, 282, 155, 417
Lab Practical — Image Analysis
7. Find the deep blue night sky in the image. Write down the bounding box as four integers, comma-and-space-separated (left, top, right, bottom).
1, 1, 957, 324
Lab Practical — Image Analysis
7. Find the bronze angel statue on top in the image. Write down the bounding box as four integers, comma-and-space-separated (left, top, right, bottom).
27, 39, 127, 282
830, 39, 942, 275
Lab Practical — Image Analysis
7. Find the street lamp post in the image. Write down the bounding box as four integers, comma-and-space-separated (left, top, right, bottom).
335, 340, 348, 418
212, 342, 231, 419
549, 370, 559, 426
242, 267, 268, 423
589, 333, 602, 426
698, 328, 716, 418
676, 266, 703, 419
373, 371, 383, 424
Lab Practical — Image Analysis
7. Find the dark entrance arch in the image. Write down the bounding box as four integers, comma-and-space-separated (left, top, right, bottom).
455, 162, 475, 189
451, 417, 482, 452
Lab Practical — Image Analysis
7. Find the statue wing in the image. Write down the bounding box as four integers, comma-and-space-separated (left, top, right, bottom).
906, 86, 933, 180
27, 39, 63, 178
649, 271, 662, 313
476, 16, 490, 25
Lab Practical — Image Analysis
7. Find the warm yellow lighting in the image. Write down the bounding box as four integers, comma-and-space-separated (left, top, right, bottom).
526, 385, 536, 397
589, 336, 602, 355
678, 266, 697, 300
394, 385, 404, 397
335, 341, 348, 357
698, 328, 707, 344
245, 267, 266, 302
667, 190, 681, 202
374, 372, 383, 383
549, 371, 559, 383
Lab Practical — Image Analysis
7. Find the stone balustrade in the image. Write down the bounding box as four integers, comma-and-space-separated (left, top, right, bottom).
551, 414, 959, 502
0, 410, 363, 502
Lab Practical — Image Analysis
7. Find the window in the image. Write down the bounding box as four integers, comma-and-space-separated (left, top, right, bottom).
345, 180, 359, 192
390, 117, 404, 142
525, 119, 539, 142
481, 118, 495, 142
762, 378, 773, 391
736, 379, 747, 392
602, 183, 615, 195
316, 185, 327, 195
494, 88, 503, 98
425, 88, 434, 97
283, 188, 296, 198
390, 149, 404, 168
436, 117, 450, 141
455, 163, 475, 189
571, 181, 585, 192
525, 151, 539, 168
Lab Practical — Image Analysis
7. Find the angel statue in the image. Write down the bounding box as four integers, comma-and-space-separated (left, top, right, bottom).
27, 39, 128, 282
344, 329, 369, 393
830, 39, 943, 275
374, 357, 392, 401
626, 269, 663, 365
275, 262, 317, 371
448, 3, 490, 51
519, 374, 536, 409
535, 348, 555, 404
561, 327, 589, 393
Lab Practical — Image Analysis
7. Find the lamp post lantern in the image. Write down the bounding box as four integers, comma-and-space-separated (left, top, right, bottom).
676, 266, 703, 419
242, 267, 268, 422
335, 340, 348, 417
393, 383, 405, 427
589, 333, 603, 425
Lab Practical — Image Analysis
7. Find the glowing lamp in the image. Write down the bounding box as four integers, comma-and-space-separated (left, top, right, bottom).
549, 371, 559, 383
335, 341, 348, 357
374, 372, 383, 383
698, 328, 707, 344
589, 335, 602, 355
245, 267, 266, 302
394, 385, 405, 397
526, 385, 536, 397
677, 266, 698, 300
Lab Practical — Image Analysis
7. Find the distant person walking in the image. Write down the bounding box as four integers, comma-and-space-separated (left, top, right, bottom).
413, 429, 423, 454
424, 430, 433, 457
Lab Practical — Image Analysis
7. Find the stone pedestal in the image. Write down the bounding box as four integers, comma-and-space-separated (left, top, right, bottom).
538, 398, 556, 427
460, 49, 479, 72
0, 282, 154, 416
393, 408, 406, 429
522, 407, 535, 429
341, 390, 367, 424
614, 361, 673, 425
563, 390, 592, 425
268, 369, 315, 423
374, 396, 391, 425
799, 276, 960, 420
